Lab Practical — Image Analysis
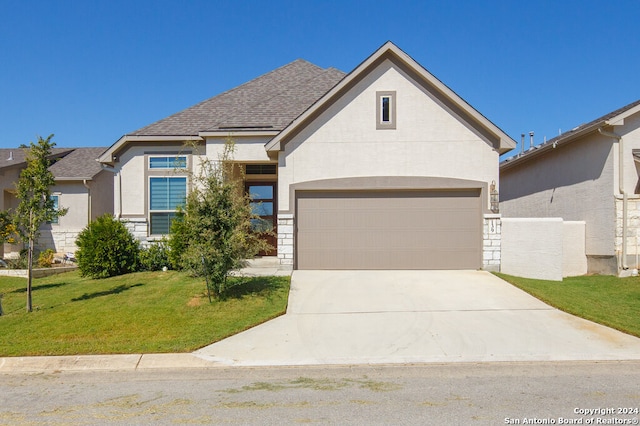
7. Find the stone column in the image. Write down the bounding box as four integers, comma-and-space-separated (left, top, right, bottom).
483, 213, 501, 272
277, 213, 294, 267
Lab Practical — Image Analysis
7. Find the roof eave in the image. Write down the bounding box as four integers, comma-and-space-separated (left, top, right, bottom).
500, 121, 605, 171
199, 130, 280, 138
98, 135, 204, 164
54, 176, 95, 182
606, 103, 640, 126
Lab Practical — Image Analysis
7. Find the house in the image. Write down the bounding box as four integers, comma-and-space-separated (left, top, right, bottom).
500, 99, 640, 275
0, 147, 113, 257
98, 42, 516, 270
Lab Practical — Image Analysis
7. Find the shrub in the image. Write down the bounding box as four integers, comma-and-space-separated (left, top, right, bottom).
37, 249, 55, 268
7, 249, 28, 269
139, 240, 170, 271
75, 214, 140, 279
167, 211, 188, 270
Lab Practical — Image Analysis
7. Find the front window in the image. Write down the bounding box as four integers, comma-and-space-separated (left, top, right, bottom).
149, 156, 187, 169
149, 177, 186, 234
376, 91, 396, 129
247, 184, 275, 233
50, 195, 59, 224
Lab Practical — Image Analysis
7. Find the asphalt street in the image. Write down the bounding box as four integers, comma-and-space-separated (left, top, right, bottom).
2, 361, 640, 425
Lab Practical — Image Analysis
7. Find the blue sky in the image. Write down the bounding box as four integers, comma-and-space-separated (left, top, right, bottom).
2, 0, 640, 156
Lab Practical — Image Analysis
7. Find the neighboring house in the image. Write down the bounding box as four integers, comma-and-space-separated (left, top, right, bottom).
500, 99, 640, 275
98, 41, 515, 270
0, 147, 113, 257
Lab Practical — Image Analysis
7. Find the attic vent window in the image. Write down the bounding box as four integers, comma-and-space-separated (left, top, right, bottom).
376, 91, 396, 130
246, 164, 277, 175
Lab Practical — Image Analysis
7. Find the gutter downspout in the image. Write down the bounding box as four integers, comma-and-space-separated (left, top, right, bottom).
101, 164, 121, 220
598, 128, 626, 270
82, 179, 91, 223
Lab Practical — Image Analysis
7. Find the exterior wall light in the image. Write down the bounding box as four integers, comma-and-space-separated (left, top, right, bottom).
490, 181, 499, 213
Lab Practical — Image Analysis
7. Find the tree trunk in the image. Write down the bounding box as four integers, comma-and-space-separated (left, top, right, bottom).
26, 237, 33, 313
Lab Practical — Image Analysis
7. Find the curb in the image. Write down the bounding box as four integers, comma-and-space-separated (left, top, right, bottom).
0, 353, 224, 373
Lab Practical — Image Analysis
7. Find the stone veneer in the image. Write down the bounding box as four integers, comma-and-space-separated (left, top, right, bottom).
483, 213, 501, 272
123, 218, 150, 246
277, 213, 294, 266
615, 196, 640, 269
37, 230, 82, 254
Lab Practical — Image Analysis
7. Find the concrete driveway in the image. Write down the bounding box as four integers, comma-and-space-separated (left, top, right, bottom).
195, 270, 640, 366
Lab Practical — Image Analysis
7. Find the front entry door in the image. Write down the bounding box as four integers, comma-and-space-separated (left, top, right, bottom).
246, 182, 277, 255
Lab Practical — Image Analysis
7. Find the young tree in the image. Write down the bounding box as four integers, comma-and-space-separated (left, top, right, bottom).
14, 135, 67, 312
169, 139, 271, 299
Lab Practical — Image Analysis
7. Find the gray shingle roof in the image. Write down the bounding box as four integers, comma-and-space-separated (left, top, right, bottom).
0, 147, 107, 180
501, 98, 640, 168
48, 147, 107, 180
129, 59, 346, 136
0, 148, 73, 171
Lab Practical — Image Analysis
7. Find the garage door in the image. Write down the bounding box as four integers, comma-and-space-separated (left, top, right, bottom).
296, 189, 482, 270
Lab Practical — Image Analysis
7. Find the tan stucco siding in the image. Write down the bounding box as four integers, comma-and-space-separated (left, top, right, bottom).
617, 112, 640, 195
118, 146, 148, 216
205, 136, 273, 163
115, 143, 193, 219
500, 133, 615, 256
0, 167, 21, 211
278, 60, 499, 211
51, 182, 89, 228
90, 170, 114, 221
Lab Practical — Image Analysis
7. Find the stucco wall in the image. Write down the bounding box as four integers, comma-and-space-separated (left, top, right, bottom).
618, 112, 640, 195
90, 170, 114, 221
114, 142, 195, 220
563, 221, 588, 277
501, 218, 564, 281
501, 218, 587, 280
51, 182, 89, 228
500, 132, 615, 256
205, 135, 272, 163
277, 59, 500, 212
0, 166, 21, 210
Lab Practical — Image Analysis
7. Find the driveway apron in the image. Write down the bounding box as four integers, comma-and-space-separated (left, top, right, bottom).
194, 270, 640, 366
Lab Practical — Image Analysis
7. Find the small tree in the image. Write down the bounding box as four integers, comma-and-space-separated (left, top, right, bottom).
169, 139, 271, 299
14, 135, 67, 312
75, 214, 140, 278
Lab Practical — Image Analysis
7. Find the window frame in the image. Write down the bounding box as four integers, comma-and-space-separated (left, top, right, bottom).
49, 194, 59, 225
376, 91, 396, 130
148, 176, 187, 236
148, 155, 188, 170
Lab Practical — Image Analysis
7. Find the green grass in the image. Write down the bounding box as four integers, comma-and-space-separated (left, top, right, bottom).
495, 273, 640, 338
0, 270, 290, 356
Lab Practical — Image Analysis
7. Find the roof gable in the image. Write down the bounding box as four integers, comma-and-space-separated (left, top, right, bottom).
266, 41, 516, 154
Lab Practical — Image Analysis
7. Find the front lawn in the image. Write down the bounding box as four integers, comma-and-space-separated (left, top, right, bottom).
495, 273, 640, 338
0, 270, 290, 356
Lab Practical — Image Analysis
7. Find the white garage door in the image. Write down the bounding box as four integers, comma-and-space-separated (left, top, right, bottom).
295, 189, 482, 270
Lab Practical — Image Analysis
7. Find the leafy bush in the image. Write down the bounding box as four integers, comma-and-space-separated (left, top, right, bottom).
75, 214, 140, 278
139, 240, 170, 271
37, 249, 55, 268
